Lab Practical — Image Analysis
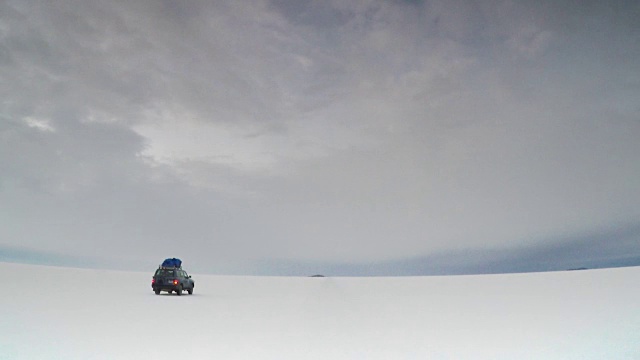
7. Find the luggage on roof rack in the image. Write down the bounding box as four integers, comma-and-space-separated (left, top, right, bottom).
161, 258, 182, 268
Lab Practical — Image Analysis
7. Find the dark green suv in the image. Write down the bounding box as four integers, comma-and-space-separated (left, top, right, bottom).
152, 267, 195, 295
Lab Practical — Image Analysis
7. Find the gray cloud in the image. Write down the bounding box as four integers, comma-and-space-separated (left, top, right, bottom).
1, 0, 639, 274
258, 222, 640, 276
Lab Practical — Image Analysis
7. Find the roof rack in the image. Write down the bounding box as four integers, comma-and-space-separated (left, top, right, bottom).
158, 265, 182, 269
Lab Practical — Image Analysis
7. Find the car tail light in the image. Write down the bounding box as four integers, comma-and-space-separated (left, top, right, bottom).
152, 279, 155, 284
173, 279, 179, 285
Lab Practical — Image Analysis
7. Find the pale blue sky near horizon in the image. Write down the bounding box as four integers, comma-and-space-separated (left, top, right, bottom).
1, 0, 639, 275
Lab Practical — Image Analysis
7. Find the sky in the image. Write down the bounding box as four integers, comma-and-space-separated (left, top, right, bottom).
1, 0, 639, 275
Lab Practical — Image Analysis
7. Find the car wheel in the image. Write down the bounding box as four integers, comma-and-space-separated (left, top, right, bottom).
176, 285, 183, 296
154, 289, 161, 295
187, 287, 193, 295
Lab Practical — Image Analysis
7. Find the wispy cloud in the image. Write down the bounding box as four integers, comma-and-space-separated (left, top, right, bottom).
24, 117, 55, 132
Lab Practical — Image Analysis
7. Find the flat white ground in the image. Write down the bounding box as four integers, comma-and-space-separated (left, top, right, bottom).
2, 262, 639, 359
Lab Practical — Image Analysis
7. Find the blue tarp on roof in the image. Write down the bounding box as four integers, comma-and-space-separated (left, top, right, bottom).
161, 258, 182, 268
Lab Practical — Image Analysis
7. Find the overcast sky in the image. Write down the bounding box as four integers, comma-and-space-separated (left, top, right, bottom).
1, 0, 639, 275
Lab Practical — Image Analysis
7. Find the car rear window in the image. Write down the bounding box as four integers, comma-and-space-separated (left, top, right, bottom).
155, 269, 175, 276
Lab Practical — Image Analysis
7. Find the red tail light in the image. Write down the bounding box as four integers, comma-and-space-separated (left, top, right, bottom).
173, 279, 179, 285
152, 279, 155, 284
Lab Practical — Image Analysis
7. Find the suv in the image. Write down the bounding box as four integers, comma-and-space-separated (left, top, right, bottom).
152, 267, 195, 295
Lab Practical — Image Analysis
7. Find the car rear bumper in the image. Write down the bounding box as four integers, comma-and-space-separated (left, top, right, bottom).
153, 285, 180, 291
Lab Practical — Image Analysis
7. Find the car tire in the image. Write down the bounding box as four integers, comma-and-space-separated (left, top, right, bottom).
187, 287, 193, 295
176, 285, 183, 296
154, 289, 161, 295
